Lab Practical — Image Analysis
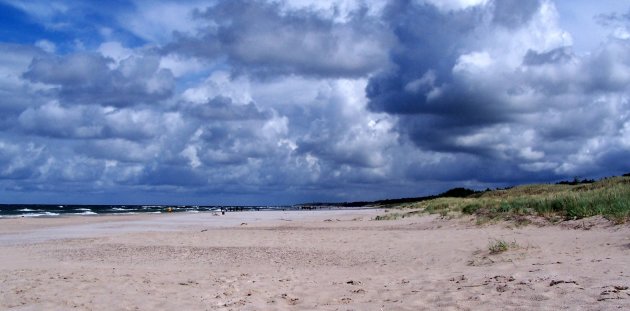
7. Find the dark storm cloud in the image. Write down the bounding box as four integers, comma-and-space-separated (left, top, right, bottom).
367, 0, 537, 119
366, 1, 486, 114
596, 148, 630, 174
401, 114, 503, 155
365, 0, 630, 182
23, 53, 174, 107
405, 152, 560, 184
139, 165, 207, 187
164, 0, 390, 78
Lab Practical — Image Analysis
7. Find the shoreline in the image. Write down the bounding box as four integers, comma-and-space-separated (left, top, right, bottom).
1, 209, 629, 310
0, 209, 384, 245
0, 205, 376, 221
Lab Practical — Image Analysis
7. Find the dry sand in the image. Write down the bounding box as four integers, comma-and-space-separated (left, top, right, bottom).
1, 209, 629, 310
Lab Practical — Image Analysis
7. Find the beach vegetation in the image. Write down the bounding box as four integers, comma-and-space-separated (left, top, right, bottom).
374, 212, 403, 221
374, 175, 630, 224
488, 239, 518, 254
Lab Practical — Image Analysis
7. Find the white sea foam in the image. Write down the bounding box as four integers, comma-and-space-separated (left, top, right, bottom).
111, 208, 134, 211
20, 212, 60, 217
74, 211, 97, 215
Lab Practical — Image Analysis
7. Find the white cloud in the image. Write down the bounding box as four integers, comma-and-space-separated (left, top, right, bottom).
182, 71, 253, 104
419, 0, 489, 11
121, 1, 210, 43
97, 41, 133, 65
272, 0, 387, 21
1, 0, 68, 23
34, 39, 56, 53
159, 54, 207, 77
453, 51, 493, 73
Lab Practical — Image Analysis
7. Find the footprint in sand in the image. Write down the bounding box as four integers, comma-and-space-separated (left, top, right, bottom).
280, 293, 300, 305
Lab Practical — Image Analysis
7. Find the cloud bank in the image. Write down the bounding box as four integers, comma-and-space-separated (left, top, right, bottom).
0, 0, 629, 204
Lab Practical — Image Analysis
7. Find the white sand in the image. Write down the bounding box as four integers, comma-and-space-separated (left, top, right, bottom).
1, 209, 629, 310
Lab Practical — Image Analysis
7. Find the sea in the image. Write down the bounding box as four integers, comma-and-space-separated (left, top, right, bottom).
0, 204, 295, 218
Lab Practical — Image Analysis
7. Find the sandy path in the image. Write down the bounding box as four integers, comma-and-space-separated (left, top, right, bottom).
1, 210, 629, 310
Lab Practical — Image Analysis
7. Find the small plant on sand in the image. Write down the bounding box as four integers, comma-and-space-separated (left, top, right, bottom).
374, 212, 402, 221
488, 239, 519, 254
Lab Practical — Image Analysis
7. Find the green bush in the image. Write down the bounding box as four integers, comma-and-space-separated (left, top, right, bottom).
462, 203, 481, 215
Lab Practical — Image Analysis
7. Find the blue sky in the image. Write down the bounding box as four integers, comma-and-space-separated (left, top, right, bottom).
1, 0, 629, 205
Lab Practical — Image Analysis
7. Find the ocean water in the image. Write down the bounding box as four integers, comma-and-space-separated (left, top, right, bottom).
0, 204, 293, 218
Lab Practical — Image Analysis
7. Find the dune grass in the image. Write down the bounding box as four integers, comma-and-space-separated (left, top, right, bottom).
385, 176, 630, 224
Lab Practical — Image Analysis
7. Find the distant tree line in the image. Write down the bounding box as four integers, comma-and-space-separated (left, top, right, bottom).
299, 187, 480, 208
555, 177, 595, 185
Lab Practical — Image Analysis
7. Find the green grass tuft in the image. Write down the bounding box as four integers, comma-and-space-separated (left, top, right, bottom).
488, 239, 518, 254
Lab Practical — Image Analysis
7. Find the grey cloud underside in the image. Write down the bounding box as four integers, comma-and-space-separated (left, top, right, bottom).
0, 44, 48, 120
23, 53, 174, 107
185, 96, 272, 121
522, 47, 572, 66
596, 8, 630, 26
17, 104, 182, 141
492, 0, 541, 28
164, 0, 391, 78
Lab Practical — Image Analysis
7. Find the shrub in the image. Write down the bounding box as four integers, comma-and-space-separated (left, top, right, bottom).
374, 213, 403, 221
462, 203, 481, 215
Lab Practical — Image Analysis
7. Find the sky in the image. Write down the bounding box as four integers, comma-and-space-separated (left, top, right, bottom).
1, 0, 630, 205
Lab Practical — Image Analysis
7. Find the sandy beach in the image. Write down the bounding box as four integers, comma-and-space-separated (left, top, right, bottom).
1, 209, 629, 310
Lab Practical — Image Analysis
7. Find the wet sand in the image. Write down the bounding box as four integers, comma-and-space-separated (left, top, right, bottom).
1, 209, 629, 310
